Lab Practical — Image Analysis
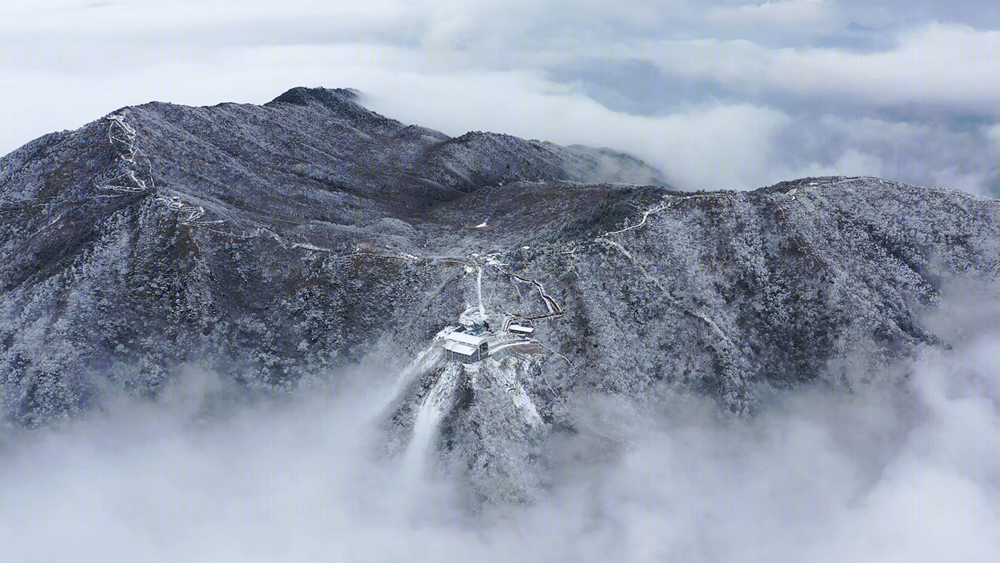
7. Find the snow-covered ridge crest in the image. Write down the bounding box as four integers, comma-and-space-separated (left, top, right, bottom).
0, 91, 998, 481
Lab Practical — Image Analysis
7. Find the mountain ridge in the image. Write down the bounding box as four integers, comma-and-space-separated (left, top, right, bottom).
1, 87, 999, 499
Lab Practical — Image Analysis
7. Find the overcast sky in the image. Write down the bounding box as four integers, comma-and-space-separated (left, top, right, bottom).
2, 0, 999, 193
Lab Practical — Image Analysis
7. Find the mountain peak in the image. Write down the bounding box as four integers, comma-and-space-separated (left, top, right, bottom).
268, 86, 360, 107
264, 86, 403, 131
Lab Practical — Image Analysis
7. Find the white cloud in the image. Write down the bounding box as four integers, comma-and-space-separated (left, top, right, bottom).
707, 0, 846, 33
769, 113, 999, 194
644, 23, 1000, 111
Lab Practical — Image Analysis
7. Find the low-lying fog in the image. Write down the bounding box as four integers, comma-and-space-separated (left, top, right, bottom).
3, 318, 999, 562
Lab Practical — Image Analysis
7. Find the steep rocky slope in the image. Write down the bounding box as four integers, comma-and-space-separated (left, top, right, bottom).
1, 87, 999, 500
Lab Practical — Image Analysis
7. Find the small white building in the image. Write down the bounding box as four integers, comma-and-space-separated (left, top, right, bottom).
508, 324, 535, 336
443, 331, 490, 363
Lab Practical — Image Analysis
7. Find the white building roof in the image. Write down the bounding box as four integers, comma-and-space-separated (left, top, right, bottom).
443, 340, 478, 356
444, 331, 489, 346
508, 325, 534, 334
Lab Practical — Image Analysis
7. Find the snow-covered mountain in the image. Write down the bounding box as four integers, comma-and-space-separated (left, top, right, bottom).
1, 87, 999, 500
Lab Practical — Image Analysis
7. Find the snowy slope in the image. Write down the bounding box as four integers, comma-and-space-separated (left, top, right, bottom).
1, 88, 999, 499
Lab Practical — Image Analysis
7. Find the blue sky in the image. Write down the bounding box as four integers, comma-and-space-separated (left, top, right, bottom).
2, 0, 999, 193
